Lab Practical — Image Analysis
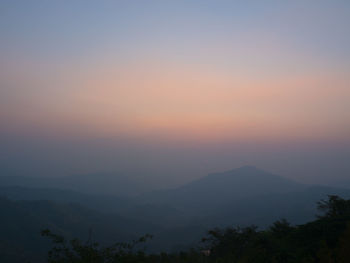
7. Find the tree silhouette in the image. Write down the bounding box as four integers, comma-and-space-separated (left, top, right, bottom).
41, 195, 350, 263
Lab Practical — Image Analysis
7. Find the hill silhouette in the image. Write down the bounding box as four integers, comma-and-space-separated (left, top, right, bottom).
139, 166, 305, 211
0, 197, 159, 263
2, 166, 350, 254
0, 172, 154, 196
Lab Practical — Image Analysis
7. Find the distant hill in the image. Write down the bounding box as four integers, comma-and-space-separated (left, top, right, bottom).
0, 172, 155, 196
139, 166, 305, 211
0, 197, 160, 263
137, 166, 350, 227
205, 185, 350, 228
2, 166, 350, 256
0, 186, 183, 227
327, 179, 350, 190
0, 186, 131, 211
3, 166, 350, 228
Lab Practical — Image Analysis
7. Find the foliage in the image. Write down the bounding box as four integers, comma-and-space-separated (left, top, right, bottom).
41, 229, 153, 263
317, 195, 350, 219
41, 195, 350, 263
200, 195, 350, 263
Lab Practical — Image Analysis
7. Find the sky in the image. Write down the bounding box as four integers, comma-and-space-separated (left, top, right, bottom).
1, 0, 349, 186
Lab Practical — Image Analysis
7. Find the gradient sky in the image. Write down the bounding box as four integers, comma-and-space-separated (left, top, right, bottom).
1, 1, 349, 186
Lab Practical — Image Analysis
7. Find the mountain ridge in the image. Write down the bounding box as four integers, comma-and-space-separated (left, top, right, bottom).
138, 166, 306, 210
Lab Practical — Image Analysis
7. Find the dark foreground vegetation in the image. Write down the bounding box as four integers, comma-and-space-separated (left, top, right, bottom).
41, 195, 350, 263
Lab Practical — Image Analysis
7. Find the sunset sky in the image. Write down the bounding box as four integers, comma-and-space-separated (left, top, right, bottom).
1, 1, 349, 185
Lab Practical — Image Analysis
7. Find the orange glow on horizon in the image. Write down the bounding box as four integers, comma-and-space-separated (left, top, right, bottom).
1, 57, 349, 143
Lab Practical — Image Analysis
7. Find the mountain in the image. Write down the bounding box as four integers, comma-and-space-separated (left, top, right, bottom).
3, 166, 349, 229
2, 166, 350, 256
0, 186, 183, 227
205, 185, 350, 228
0, 197, 160, 263
328, 179, 350, 190
137, 166, 350, 227
0, 172, 155, 196
0, 186, 131, 211
139, 166, 305, 212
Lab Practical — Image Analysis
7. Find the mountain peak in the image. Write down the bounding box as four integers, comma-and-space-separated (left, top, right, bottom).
236, 165, 260, 171
213, 165, 265, 176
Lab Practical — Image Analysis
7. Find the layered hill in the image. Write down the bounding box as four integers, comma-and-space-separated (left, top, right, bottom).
0, 172, 153, 196
139, 166, 305, 210
2, 166, 350, 254
0, 197, 159, 263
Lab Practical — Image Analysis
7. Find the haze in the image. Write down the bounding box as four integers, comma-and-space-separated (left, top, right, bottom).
1, 0, 349, 187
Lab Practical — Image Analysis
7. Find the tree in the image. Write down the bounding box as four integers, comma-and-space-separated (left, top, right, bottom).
269, 219, 294, 238
41, 229, 152, 263
317, 195, 350, 219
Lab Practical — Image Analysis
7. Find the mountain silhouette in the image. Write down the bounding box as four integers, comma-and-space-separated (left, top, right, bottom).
0, 172, 153, 196
139, 166, 305, 211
